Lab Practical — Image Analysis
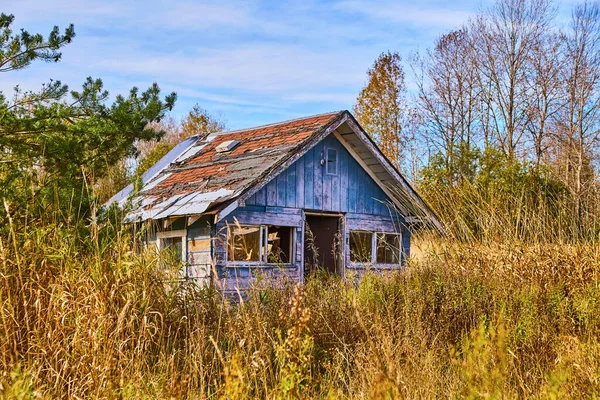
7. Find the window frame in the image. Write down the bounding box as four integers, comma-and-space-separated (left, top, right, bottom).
349, 230, 374, 263
325, 147, 338, 176
157, 229, 187, 263
226, 224, 295, 265
227, 224, 265, 264
375, 232, 402, 265
348, 230, 403, 267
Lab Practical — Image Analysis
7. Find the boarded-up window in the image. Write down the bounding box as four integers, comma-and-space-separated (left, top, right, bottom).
376, 233, 401, 264
349, 231, 372, 262
228, 225, 261, 261
266, 225, 293, 264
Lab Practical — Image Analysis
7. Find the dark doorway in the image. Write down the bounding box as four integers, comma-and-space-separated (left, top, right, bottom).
304, 214, 341, 276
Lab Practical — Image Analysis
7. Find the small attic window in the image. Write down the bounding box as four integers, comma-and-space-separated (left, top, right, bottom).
216, 140, 240, 153
326, 148, 338, 175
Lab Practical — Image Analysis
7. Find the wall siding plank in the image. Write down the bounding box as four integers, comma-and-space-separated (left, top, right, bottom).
276, 170, 287, 207
287, 165, 296, 208
304, 148, 314, 209
266, 179, 277, 205
296, 156, 305, 208
313, 144, 323, 210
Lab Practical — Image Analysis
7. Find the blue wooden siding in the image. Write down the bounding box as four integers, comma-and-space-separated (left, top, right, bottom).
245, 135, 396, 217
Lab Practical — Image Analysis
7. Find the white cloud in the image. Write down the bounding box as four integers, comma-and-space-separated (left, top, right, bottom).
334, 0, 472, 27
1, 0, 483, 128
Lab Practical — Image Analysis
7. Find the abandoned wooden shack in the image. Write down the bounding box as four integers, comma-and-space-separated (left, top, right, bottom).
107, 110, 440, 292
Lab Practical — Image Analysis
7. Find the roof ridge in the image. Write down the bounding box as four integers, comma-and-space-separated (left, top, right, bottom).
215, 110, 345, 137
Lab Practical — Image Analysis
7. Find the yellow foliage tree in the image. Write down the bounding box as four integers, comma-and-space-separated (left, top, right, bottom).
354, 51, 407, 168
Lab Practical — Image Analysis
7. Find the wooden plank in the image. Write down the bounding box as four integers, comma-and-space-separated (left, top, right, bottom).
348, 155, 357, 213
304, 147, 314, 209
236, 205, 265, 213
276, 170, 285, 207
402, 230, 411, 261
245, 193, 257, 205
365, 168, 376, 215
188, 238, 211, 252
265, 206, 302, 215
357, 164, 365, 213
287, 162, 296, 208
346, 214, 399, 232
322, 170, 332, 211
340, 140, 349, 213
266, 179, 277, 206
227, 210, 304, 227
255, 186, 266, 205
313, 145, 323, 210
188, 251, 211, 265
331, 171, 340, 212
296, 156, 305, 208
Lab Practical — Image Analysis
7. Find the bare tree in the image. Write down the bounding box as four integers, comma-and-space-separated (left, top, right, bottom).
412, 28, 481, 184
556, 1, 600, 225
525, 31, 566, 167
471, 0, 556, 158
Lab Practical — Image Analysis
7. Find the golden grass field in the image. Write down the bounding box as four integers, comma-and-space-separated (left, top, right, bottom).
1, 215, 599, 398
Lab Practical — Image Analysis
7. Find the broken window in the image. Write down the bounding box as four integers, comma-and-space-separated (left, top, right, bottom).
162, 236, 183, 260
266, 225, 293, 264
326, 148, 338, 175
349, 231, 403, 265
227, 224, 295, 263
376, 233, 401, 264
349, 231, 373, 262
157, 229, 187, 276
228, 225, 262, 261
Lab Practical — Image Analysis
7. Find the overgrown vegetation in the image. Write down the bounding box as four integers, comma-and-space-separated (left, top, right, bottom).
2, 208, 600, 398
3, 0, 600, 398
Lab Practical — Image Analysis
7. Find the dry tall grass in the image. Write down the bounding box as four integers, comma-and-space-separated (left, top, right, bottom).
1, 206, 600, 398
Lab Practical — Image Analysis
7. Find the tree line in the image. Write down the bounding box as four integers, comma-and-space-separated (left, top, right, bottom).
3, 1, 600, 241
354, 0, 600, 240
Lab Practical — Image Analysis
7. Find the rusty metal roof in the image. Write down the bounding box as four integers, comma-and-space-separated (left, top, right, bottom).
111, 111, 345, 221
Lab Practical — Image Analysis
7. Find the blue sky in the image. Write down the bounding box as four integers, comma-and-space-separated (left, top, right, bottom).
1, 0, 577, 129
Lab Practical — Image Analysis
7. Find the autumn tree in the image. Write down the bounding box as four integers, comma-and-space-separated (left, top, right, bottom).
354, 51, 408, 169
471, 0, 556, 158
412, 29, 481, 185
525, 31, 565, 167
554, 1, 600, 228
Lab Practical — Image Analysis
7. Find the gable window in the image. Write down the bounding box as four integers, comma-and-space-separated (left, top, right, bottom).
349, 230, 402, 265
326, 148, 338, 175
227, 224, 294, 264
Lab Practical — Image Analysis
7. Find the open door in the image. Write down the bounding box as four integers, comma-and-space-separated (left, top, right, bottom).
304, 214, 342, 277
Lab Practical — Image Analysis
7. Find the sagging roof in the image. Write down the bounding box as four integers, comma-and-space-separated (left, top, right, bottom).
107, 110, 441, 230
109, 111, 345, 221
